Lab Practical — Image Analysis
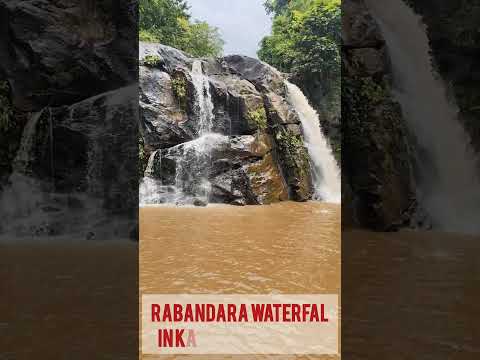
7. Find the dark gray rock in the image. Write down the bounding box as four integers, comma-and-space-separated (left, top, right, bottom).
221, 55, 285, 94
139, 42, 315, 203
148, 133, 288, 205
0, 1, 137, 111
20, 86, 138, 212
342, 0, 417, 229
139, 66, 194, 149
139, 42, 193, 72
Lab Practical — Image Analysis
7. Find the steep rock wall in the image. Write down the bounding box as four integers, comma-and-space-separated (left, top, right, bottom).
404, 0, 480, 155
342, 0, 417, 229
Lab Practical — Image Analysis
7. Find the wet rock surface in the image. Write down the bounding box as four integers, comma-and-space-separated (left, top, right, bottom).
0, 1, 138, 238
342, 0, 417, 230
139, 42, 313, 205
404, 0, 480, 155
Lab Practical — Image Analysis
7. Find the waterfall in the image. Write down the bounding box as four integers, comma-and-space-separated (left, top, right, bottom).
13, 109, 44, 174
144, 149, 159, 177
172, 60, 216, 204
1, 110, 53, 236
140, 60, 218, 206
285, 81, 341, 204
191, 60, 215, 135
365, 0, 480, 233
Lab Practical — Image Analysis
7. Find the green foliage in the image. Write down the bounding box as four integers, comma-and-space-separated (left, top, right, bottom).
171, 74, 188, 110
139, 136, 148, 178
276, 128, 309, 166
139, 0, 224, 57
139, 29, 159, 42
140, 0, 188, 44
259, 0, 340, 117
259, 0, 340, 77
143, 55, 163, 67
342, 76, 387, 130
264, 0, 290, 15
177, 20, 224, 58
247, 107, 268, 130
277, 129, 304, 151
275, 127, 311, 196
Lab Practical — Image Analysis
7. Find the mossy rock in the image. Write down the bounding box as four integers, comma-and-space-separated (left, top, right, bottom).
273, 126, 312, 201
170, 72, 188, 111
138, 136, 148, 178
246, 106, 268, 131
143, 55, 163, 68
246, 152, 288, 204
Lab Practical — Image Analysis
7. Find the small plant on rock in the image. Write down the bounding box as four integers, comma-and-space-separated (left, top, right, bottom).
143, 55, 163, 68
171, 75, 188, 110
247, 107, 268, 130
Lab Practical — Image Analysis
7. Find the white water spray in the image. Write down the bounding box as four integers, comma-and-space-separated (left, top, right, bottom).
140, 61, 218, 205
13, 109, 44, 173
285, 81, 341, 203
365, 0, 480, 233
191, 60, 215, 135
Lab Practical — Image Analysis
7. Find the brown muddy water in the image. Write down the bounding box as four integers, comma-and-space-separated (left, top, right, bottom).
1, 207, 477, 359
0, 241, 138, 360
343, 230, 480, 360
140, 201, 341, 360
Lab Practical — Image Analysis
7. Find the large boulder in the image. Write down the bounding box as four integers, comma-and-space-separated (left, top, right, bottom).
0, 1, 137, 111
140, 42, 193, 73
14, 86, 138, 212
0, 1, 138, 239
147, 133, 288, 205
209, 74, 266, 135
221, 55, 285, 94
139, 66, 194, 149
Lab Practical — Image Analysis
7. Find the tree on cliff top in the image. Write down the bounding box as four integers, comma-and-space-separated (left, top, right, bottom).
264, 0, 291, 15
258, 0, 340, 117
259, 0, 340, 79
139, 0, 224, 57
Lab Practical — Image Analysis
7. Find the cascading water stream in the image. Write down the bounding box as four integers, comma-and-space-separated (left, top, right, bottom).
285, 81, 341, 204
191, 60, 215, 136
365, 0, 480, 233
1, 110, 60, 236
140, 60, 218, 205
0, 110, 47, 228
12, 109, 44, 174
171, 60, 217, 204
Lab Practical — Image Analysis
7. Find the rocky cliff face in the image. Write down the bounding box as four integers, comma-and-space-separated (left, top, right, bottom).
342, 0, 417, 229
404, 0, 480, 154
342, 0, 480, 230
139, 43, 315, 205
0, 1, 138, 237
